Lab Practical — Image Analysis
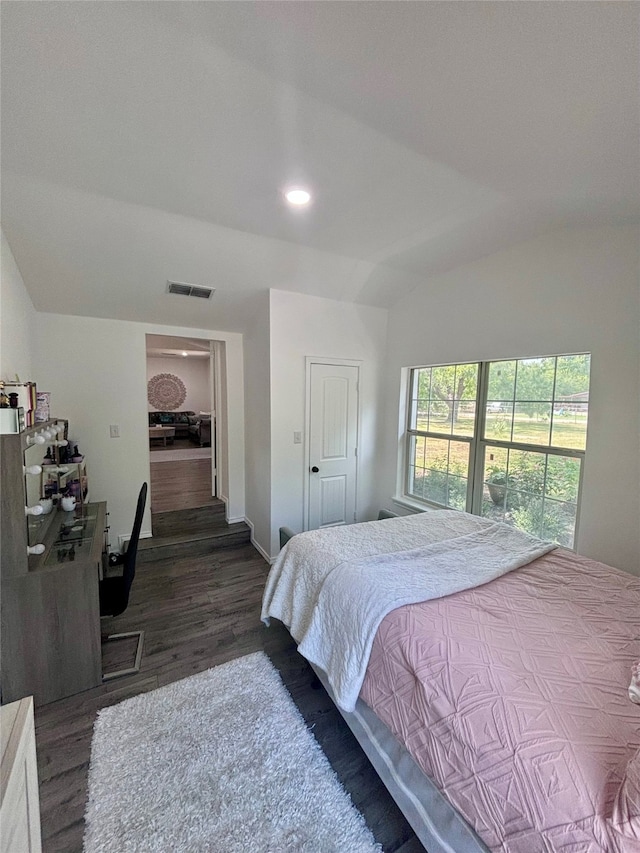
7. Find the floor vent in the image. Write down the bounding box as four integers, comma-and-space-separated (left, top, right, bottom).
167, 281, 214, 299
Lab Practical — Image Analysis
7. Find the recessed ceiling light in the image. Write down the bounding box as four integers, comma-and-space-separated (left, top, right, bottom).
284, 188, 312, 206
182, 351, 188, 357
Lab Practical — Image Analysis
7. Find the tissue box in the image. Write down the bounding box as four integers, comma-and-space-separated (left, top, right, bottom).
35, 391, 51, 423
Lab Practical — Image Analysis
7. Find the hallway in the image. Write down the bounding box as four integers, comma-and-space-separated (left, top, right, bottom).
149, 457, 215, 513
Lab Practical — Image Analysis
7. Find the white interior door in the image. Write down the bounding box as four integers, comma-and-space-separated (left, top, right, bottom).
307, 362, 359, 530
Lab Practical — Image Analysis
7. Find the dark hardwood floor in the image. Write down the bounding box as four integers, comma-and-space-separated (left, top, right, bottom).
149, 456, 215, 513
148, 436, 192, 454
34, 541, 424, 853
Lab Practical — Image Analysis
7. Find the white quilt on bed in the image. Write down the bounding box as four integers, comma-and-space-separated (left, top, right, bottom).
261, 512, 555, 712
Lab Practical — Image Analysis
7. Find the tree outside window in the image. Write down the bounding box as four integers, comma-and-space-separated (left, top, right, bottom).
406, 354, 590, 547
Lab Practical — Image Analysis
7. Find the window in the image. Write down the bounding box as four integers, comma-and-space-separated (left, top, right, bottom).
405, 354, 590, 547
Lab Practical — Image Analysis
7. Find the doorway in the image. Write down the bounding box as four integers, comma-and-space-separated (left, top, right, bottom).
305, 359, 360, 530
146, 335, 217, 514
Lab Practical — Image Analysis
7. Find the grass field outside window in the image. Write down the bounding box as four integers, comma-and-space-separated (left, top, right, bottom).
405, 354, 590, 547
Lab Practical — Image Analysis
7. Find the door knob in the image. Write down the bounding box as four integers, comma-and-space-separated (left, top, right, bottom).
311, 466, 319, 473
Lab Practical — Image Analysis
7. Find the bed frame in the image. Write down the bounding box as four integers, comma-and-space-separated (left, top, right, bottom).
310, 664, 488, 853
279, 518, 488, 853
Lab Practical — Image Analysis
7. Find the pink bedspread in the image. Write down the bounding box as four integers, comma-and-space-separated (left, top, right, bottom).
360, 548, 640, 852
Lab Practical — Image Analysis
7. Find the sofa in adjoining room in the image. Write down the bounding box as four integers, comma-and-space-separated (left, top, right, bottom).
148, 411, 195, 439
188, 415, 211, 447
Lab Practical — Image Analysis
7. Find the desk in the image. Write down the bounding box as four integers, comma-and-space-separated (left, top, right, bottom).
1, 503, 106, 706
149, 425, 175, 446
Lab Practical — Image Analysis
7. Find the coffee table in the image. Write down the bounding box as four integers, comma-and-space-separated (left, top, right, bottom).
149, 426, 176, 446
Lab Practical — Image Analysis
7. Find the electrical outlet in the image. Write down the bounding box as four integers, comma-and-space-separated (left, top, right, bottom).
109, 424, 120, 438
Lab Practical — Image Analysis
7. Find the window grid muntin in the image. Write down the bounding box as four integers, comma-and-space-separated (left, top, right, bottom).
484, 355, 589, 452
405, 354, 589, 546
410, 364, 485, 514
408, 363, 479, 439
405, 432, 474, 512
477, 443, 583, 547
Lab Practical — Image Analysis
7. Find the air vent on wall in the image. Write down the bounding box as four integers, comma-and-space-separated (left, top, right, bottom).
166, 281, 215, 300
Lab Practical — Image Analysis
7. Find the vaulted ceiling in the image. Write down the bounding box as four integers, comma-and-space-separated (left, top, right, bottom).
2, 2, 638, 332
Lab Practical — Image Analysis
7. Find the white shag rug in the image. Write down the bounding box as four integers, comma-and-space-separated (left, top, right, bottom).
84, 652, 381, 853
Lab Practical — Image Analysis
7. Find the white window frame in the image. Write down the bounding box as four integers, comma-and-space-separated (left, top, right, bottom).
402, 355, 589, 548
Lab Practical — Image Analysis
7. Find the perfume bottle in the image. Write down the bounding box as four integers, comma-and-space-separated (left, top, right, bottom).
43, 477, 57, 498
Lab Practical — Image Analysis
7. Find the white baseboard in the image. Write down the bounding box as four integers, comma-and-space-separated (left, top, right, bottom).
252, 538, 272, 564
244, 517, 273, 564
117, 530, 152, 553
211, 492, 242, 526
218, 494, 245, 526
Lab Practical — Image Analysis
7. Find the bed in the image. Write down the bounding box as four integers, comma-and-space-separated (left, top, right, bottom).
261, 511, 640, 853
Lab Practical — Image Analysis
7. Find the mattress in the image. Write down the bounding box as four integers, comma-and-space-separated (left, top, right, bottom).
360, 547, 640, 852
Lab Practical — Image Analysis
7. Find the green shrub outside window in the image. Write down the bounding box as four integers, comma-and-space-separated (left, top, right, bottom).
405, 354, 590, 547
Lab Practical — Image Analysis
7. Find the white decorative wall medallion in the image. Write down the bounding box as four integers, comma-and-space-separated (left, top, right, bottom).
148, 373, 186, 410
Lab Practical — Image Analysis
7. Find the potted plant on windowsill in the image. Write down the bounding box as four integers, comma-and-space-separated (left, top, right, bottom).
486, 470, 508, 505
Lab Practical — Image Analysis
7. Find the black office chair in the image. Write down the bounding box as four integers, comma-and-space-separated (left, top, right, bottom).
100, 482, 147, 681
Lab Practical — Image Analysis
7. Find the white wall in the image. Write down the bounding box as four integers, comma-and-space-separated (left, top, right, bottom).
33, 315, 245, 547
269, 289, 388, 558
147, 355, 210, 414
243, 293, 271, 558
380, 225, 640, 575
0, 229, 36, 381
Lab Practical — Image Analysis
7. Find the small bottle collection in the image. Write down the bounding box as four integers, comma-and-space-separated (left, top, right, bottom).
41, 441, 86, 508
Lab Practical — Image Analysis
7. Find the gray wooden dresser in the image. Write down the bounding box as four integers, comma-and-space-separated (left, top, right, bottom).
1, 420, 106, 706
